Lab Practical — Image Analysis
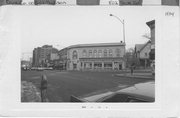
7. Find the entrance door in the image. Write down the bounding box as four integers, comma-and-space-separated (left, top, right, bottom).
73, 64, 77, 70
119, 64, 122, 70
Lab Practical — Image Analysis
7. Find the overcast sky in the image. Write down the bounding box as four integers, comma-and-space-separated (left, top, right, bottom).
20, 6, 156, 60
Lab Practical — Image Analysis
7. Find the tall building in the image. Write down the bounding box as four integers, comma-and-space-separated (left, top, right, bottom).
32, 45, 58, 67
63, 42, 125, 71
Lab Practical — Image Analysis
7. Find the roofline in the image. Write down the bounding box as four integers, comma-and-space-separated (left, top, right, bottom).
146, 20, 155, 27
139, 40, 151, 52
66, 42, 125, 49
135, 40, 151, 52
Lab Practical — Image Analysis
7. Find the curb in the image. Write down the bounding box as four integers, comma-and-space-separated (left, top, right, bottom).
115, 74, 154, 79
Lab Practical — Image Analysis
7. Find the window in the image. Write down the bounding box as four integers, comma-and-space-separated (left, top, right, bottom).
94, 62, 102, 69
116, 48, 120, 57
98, 50, 102, 57
109, 49, 113, 57
104, 49, 108, 57
93, 50, 97, 58
145, 53, 148, 57
82, 50, 87, 58
72, 50, 78, 59
89, 50, 92, 57
104, 62, 113, 69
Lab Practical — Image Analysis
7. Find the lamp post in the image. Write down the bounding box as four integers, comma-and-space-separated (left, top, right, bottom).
109, 14, 125, 44
109, 14, 126, 72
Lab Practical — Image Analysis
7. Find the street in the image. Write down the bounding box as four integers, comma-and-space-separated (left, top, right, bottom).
21, 70, 153, 102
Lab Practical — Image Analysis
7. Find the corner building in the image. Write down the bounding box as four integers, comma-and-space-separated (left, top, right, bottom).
66, 42, 126, 71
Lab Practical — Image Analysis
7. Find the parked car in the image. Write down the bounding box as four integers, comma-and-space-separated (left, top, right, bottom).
71, 81, 155, 102
37, 67, 44, 71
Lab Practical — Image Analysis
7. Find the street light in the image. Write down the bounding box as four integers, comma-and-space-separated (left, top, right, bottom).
109, 14, 125, 44
109, 14, 127, 72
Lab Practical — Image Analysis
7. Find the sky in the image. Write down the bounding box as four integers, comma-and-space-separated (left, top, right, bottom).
19, 6, 157, 60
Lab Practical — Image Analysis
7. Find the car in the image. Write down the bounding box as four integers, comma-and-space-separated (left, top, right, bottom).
70, 81, 155, 102
37, 67, 44, 71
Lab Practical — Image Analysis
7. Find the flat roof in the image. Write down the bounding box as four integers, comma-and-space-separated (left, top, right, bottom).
67, 42, 125, 49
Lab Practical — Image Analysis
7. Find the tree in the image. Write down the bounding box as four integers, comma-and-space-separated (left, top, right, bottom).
142, 33, 151, 40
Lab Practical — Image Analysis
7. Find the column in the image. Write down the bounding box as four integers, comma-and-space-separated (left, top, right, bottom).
92, 62, 94, 70
102, 62, 104, 70
112, 62, 115, 70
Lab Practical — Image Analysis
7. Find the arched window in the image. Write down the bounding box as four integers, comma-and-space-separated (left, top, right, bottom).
98, 50, 102, 57
109, 49, 113, 57
82, 50, 87, 58
72, 50, 78, 59
104, 49, 108, 57
116, 48, 120, 57
89, 50, 92, 57
93, 50, 97, 58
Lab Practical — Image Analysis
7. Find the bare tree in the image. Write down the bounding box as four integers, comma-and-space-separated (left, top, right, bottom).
142, 33, 151, 40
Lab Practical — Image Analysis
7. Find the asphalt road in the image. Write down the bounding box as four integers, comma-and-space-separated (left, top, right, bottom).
21, 70, 153, 102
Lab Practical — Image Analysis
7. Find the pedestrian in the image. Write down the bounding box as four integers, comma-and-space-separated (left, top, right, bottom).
41, 75, 48, 102
130, 64, 134, 75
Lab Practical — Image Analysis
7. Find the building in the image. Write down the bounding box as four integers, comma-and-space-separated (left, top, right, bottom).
162, 0, 179, 5
146, 20, 155, 61
21, 60, 31, 69
64, 42, 125, 71
32, 45, 58, 67
58, 48, 68, 70
135, 41, 151, 68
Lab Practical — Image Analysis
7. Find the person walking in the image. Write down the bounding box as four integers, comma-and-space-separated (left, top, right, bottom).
130, 63, 134, 75
41, 75, 48, 102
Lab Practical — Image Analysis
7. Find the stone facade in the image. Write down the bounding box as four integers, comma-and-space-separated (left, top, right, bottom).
65, 42, 125, 71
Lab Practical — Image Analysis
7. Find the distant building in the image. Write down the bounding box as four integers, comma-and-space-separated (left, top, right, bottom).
135, 41, 151, 68
32, 45, 58, 67
146, 20, 155, 60
21, 60, 31, 69
162, 0, 179, 6
58, 48, 68, 70
49, 53, 59, 61
63, 42, 125, 71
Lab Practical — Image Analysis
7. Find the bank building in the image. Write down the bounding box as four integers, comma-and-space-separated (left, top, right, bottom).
64, 42, 126, 71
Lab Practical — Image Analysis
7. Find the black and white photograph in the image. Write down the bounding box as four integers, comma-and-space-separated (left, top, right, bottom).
0, 0, 180, 116
20, 7, 156, 102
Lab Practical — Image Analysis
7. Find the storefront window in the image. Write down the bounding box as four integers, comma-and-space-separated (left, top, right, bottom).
84, 62, 92, 69
104, 62, 113, 69
94, 62, 102, 69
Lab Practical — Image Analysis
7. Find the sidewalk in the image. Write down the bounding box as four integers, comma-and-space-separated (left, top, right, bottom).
115, 72, 154, 79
